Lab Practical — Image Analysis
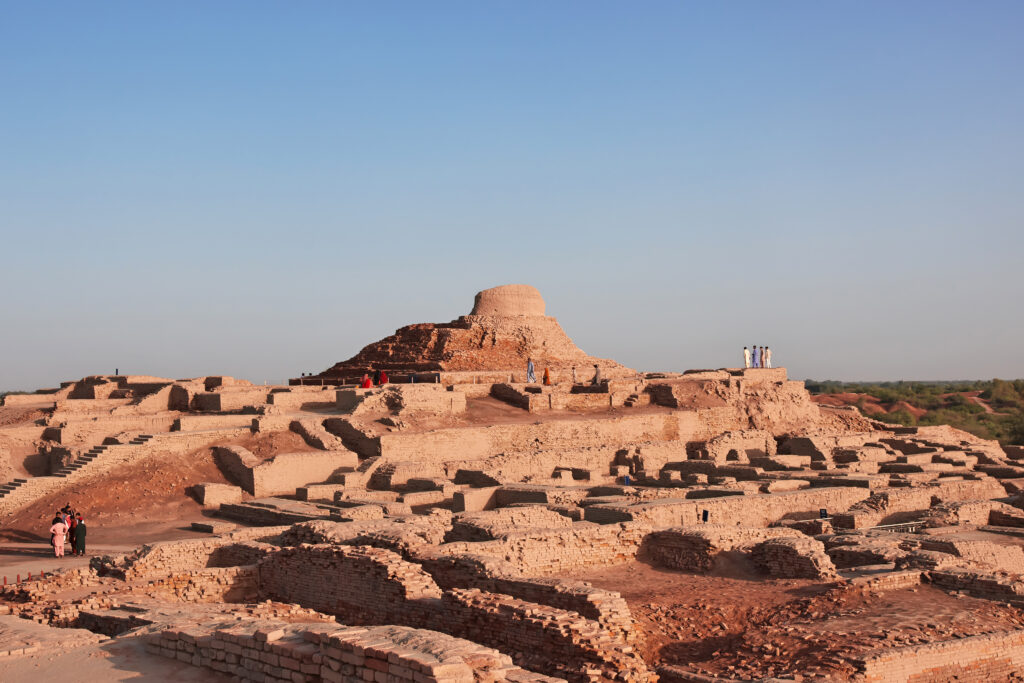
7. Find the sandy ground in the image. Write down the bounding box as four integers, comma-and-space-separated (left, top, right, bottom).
0, 616, 228, 681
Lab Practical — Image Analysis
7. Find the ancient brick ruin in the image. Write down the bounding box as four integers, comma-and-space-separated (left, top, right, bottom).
4, 285, 1024, 681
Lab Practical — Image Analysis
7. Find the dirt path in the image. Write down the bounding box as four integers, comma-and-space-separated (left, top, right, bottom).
0, 617, 229, 681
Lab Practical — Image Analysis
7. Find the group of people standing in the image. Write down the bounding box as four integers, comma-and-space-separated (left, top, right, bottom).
359, 369, 390, 389
49, 503, 87, 558
743, 346, 773, 369
527, 358, 603, 386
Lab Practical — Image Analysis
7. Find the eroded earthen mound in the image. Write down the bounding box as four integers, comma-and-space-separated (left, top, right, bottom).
300, 284, 631, 382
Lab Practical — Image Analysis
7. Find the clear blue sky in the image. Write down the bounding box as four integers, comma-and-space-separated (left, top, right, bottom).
2, 2, 1022, 390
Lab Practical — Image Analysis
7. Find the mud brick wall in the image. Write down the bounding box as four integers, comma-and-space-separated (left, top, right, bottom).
919, 500, 1002, 528
98, 532, 284, 579
446, 446, 623, 485
107, 538, 237, 579
190, 482, 243, 506
254, 544, 646, 681
251, 451, 358, 497
174, 414, 254, 431
213, 445, 259, 492
267, 388, 336, 410
849, 569, 923, 592
643, 526, 801, 572
749, 537, 838, 580
704, 429, 775, 464
146, 621, 556, 683
929, 569, 1024, 605
257, 545, 443, 624
280, 516, 451, 550
655, 460, 766, 481
585, 487, 870, 528
835, 478, 1008, 529
413, 550, 636, 639
441, 588, 651, 682
852, 629, 1024, 681
919, 539, 1024, 573
192, 387, 270, 411
827, 541, 907, 569
376, 412, 686, 464
289, 418, 346, 449
447, 506, 573, 542
434, 522, 651, 576
141, 566, 259, 603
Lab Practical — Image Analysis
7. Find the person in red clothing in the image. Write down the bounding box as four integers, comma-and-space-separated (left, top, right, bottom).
360, 374, 373, 389
68, 512, 79, 556
379, 371, 389, 385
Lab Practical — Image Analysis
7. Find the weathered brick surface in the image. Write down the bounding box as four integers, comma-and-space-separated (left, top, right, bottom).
433, 522, 651, 577
749, 536, 839, 580
643, 525, 802, 572
585, 487, 870, 528
258, 545, 443, 625
853, 629, 1024, 681
145, 621, 562, 682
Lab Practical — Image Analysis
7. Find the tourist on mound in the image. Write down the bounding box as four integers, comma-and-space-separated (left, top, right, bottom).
74, 515, 87, 556
571, 366, 577, 384
543, 367, 551, 386
592, 364, 602, 386
526, 358, 536, 383
743, 346, 751, 368
379, 371, 389, 385
359, 373, 373, 389
752, 345, 761, 369
372, 369, 381, 385
49, 517, 67, 558
764, 347, 772, 369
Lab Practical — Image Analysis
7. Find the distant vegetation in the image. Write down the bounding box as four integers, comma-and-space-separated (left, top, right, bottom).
805, 379, 1024, 446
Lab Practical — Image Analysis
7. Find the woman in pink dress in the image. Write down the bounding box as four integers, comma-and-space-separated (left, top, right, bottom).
50, 519, 68, 557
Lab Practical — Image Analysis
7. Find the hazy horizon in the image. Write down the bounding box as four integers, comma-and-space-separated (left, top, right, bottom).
3, 2, 1022, 391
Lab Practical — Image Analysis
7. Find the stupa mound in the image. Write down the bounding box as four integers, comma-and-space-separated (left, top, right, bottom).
470, 284, 546, 316
297, 284, 631, 384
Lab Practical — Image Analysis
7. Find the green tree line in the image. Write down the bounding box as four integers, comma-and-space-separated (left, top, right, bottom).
805, 379, 1024, 446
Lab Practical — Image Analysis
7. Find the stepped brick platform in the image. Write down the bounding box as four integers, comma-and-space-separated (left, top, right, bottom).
292, 284, 633, 385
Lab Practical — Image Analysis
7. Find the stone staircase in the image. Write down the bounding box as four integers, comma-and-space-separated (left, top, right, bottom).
0, 428, 243, 518
0, 477, 29, 500
623, 393, 650, 408
331, 454, 384, 489
52, 435, 153, 477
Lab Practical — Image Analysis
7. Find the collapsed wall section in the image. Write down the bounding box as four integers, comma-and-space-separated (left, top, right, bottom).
257, 545, 442, 625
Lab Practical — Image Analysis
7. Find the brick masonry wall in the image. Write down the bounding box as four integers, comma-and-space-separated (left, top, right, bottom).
441, 588, 651, 682
141, 566, 259, 603
585, 487, 871, 528
852, 629, 1024, 681
412, 549, 637, 641
257, 545, 443, 625
643, 526, 802, 572
749, 537, 839, 580
433, 522, 651, 577
95, 528, 287, 579
252, 543, 651, 681
146, 620, 562, 682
